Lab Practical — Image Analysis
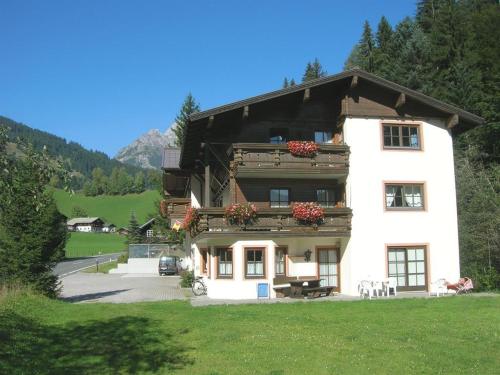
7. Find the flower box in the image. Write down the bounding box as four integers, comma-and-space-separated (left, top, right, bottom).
287, 141, 319, 158
224, 203, 257, 226
182, 207, 200, 234
292, 202, 324, 225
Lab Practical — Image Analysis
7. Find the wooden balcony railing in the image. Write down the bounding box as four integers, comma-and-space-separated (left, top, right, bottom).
194, 207, 352, 239
161, 198, 191, 220
231, 143, 349, 177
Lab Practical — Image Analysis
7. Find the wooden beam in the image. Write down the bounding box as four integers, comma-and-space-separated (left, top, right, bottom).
207, 115, 214, 129
242, 106, 249, 119
447, 114, 459, 128
204, 147, 211, 207
395, 93, 406, 109
350, 75, 358, 89
303, 88, 310, 102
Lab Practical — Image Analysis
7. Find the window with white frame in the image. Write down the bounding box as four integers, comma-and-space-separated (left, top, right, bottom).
146, 229, 153, 238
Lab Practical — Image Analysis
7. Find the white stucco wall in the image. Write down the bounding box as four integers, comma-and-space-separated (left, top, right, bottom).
190, 176, 202, 208
192, 237, 343, 299
342, 117, 460, 295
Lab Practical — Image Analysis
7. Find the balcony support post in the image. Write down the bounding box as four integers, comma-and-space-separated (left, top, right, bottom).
204, 147, 211, 207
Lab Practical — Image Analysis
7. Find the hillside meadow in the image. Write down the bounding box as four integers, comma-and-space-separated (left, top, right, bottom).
0, 293, 498, 374
53, 189, 161, 228
65, 233, 127, 258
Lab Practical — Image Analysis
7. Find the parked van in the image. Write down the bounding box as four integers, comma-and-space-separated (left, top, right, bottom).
158, 255, 179, 276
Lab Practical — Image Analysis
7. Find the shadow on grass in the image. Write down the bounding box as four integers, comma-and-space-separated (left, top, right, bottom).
0, 311, 193, 374
61, 289, 131, 302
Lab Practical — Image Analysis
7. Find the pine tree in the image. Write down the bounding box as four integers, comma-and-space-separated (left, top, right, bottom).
302, 58, 327, 82
173, 93, 201, 148
373, 16, 394, 78
289, 78, 296, 86
126, 212, 142, 244
0, 128, 68, 297
134, 171, 145, 193
282, 78, 289, 88
359, 21, 375, 72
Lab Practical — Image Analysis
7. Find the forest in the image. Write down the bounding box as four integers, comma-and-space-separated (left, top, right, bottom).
1, 115, 161, 194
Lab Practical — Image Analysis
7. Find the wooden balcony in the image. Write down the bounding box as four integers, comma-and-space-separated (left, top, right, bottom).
193, 207, 352, 240
231, 143, 349, 178
161, 198, 191, 222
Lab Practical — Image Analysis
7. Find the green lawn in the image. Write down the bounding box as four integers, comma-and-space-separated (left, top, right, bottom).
53, 189, 161, 228
65, 232, 127, 257
0, 294, 498, 374
82, 260, 118, 273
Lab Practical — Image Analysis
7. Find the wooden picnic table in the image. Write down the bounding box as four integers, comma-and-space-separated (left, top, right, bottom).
289, 279, 321, 298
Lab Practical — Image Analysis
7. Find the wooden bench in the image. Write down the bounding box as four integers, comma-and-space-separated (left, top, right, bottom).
273, 276, 299, 298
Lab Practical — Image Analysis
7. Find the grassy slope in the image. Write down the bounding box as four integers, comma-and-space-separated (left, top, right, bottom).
1, 295, 499, 374
65, 233, 127, 257
53, 189, 161, 228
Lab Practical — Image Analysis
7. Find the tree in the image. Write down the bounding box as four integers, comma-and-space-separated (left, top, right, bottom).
71, 206, 88, 218
282, 77, 289, 88
0, 128, 68, 297
134, 171, 145, 193
289, 78, 296, 86
302, 58, 327, 82
126, 212, 143, 244
358, 21, 375, 72
173, 93, 201, 147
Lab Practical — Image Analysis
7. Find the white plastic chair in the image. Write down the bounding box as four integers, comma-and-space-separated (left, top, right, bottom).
384, 277, 397, 297
359, 280, 376, 299
429, 278, 448, 297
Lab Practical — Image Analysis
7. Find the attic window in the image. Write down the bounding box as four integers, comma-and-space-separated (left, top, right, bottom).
383, 124, 421, 150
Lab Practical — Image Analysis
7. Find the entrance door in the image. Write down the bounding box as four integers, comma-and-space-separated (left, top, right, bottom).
318, 248, 339, 290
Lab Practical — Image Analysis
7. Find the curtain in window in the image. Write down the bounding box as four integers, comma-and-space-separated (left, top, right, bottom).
385, 186, 395, 207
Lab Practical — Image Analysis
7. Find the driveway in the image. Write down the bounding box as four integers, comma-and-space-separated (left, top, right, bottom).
60, 273, 189, 303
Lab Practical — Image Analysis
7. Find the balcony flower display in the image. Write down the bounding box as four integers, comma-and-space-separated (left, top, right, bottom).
287, 141, 319, 158
182, 207, 200, 234
292, 202, 325, 225
224, 203, 257, 226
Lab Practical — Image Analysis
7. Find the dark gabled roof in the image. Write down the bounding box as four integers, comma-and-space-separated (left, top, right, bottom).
181, 68, 484, 168
189, 68, 484, 124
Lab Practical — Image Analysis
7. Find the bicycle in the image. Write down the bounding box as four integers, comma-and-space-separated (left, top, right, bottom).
192, 276, 207, 296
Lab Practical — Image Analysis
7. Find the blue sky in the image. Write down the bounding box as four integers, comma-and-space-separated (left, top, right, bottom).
1, 1, 416, 156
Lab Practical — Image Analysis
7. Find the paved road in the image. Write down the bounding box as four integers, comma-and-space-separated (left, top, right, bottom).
61, 273, 187, 303
53, 253, 122, 277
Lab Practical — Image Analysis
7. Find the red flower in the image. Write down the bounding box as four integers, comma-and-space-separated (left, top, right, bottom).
224, 203, 258, 225
182, 207, 200, 233
292, 202, 324, 225
287, 141, 319, 158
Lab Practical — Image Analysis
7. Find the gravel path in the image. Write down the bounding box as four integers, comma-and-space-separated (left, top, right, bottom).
60, 273, 189, 303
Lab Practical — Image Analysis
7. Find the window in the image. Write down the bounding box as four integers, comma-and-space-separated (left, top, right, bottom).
314, 130, 333, 143
200, 248, 209, 275
275, 247, 287, 276
383, 124, 420, 149
388, 247, 426, 290
245, 247, 265, 278
146, 229, 153, 238
316, 188, 335, 207
385, 184, 424, 210
216, 248, 233, 278
270, 188, 290, 207
269, 128, 289, 144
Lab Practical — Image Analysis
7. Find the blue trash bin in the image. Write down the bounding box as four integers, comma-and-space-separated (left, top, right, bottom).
257, 283, 269, 299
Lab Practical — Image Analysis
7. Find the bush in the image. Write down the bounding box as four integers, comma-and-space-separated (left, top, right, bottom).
117, 252, 129, 264
180, 270, 194, 288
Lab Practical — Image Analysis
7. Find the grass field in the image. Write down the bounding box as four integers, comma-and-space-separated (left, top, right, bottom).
53, 189, 161, 228
65, 233, 127, 257
0, 294, 498, 374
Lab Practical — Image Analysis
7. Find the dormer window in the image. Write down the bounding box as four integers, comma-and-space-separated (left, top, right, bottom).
383, 124, 420, 149
269, 128, 289, 144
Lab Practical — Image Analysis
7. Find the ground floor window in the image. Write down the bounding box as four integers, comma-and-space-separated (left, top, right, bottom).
216, 248, 233, 278
245, 247, 265, 278
387, 246, 427, 290
275, 247, 287, 276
